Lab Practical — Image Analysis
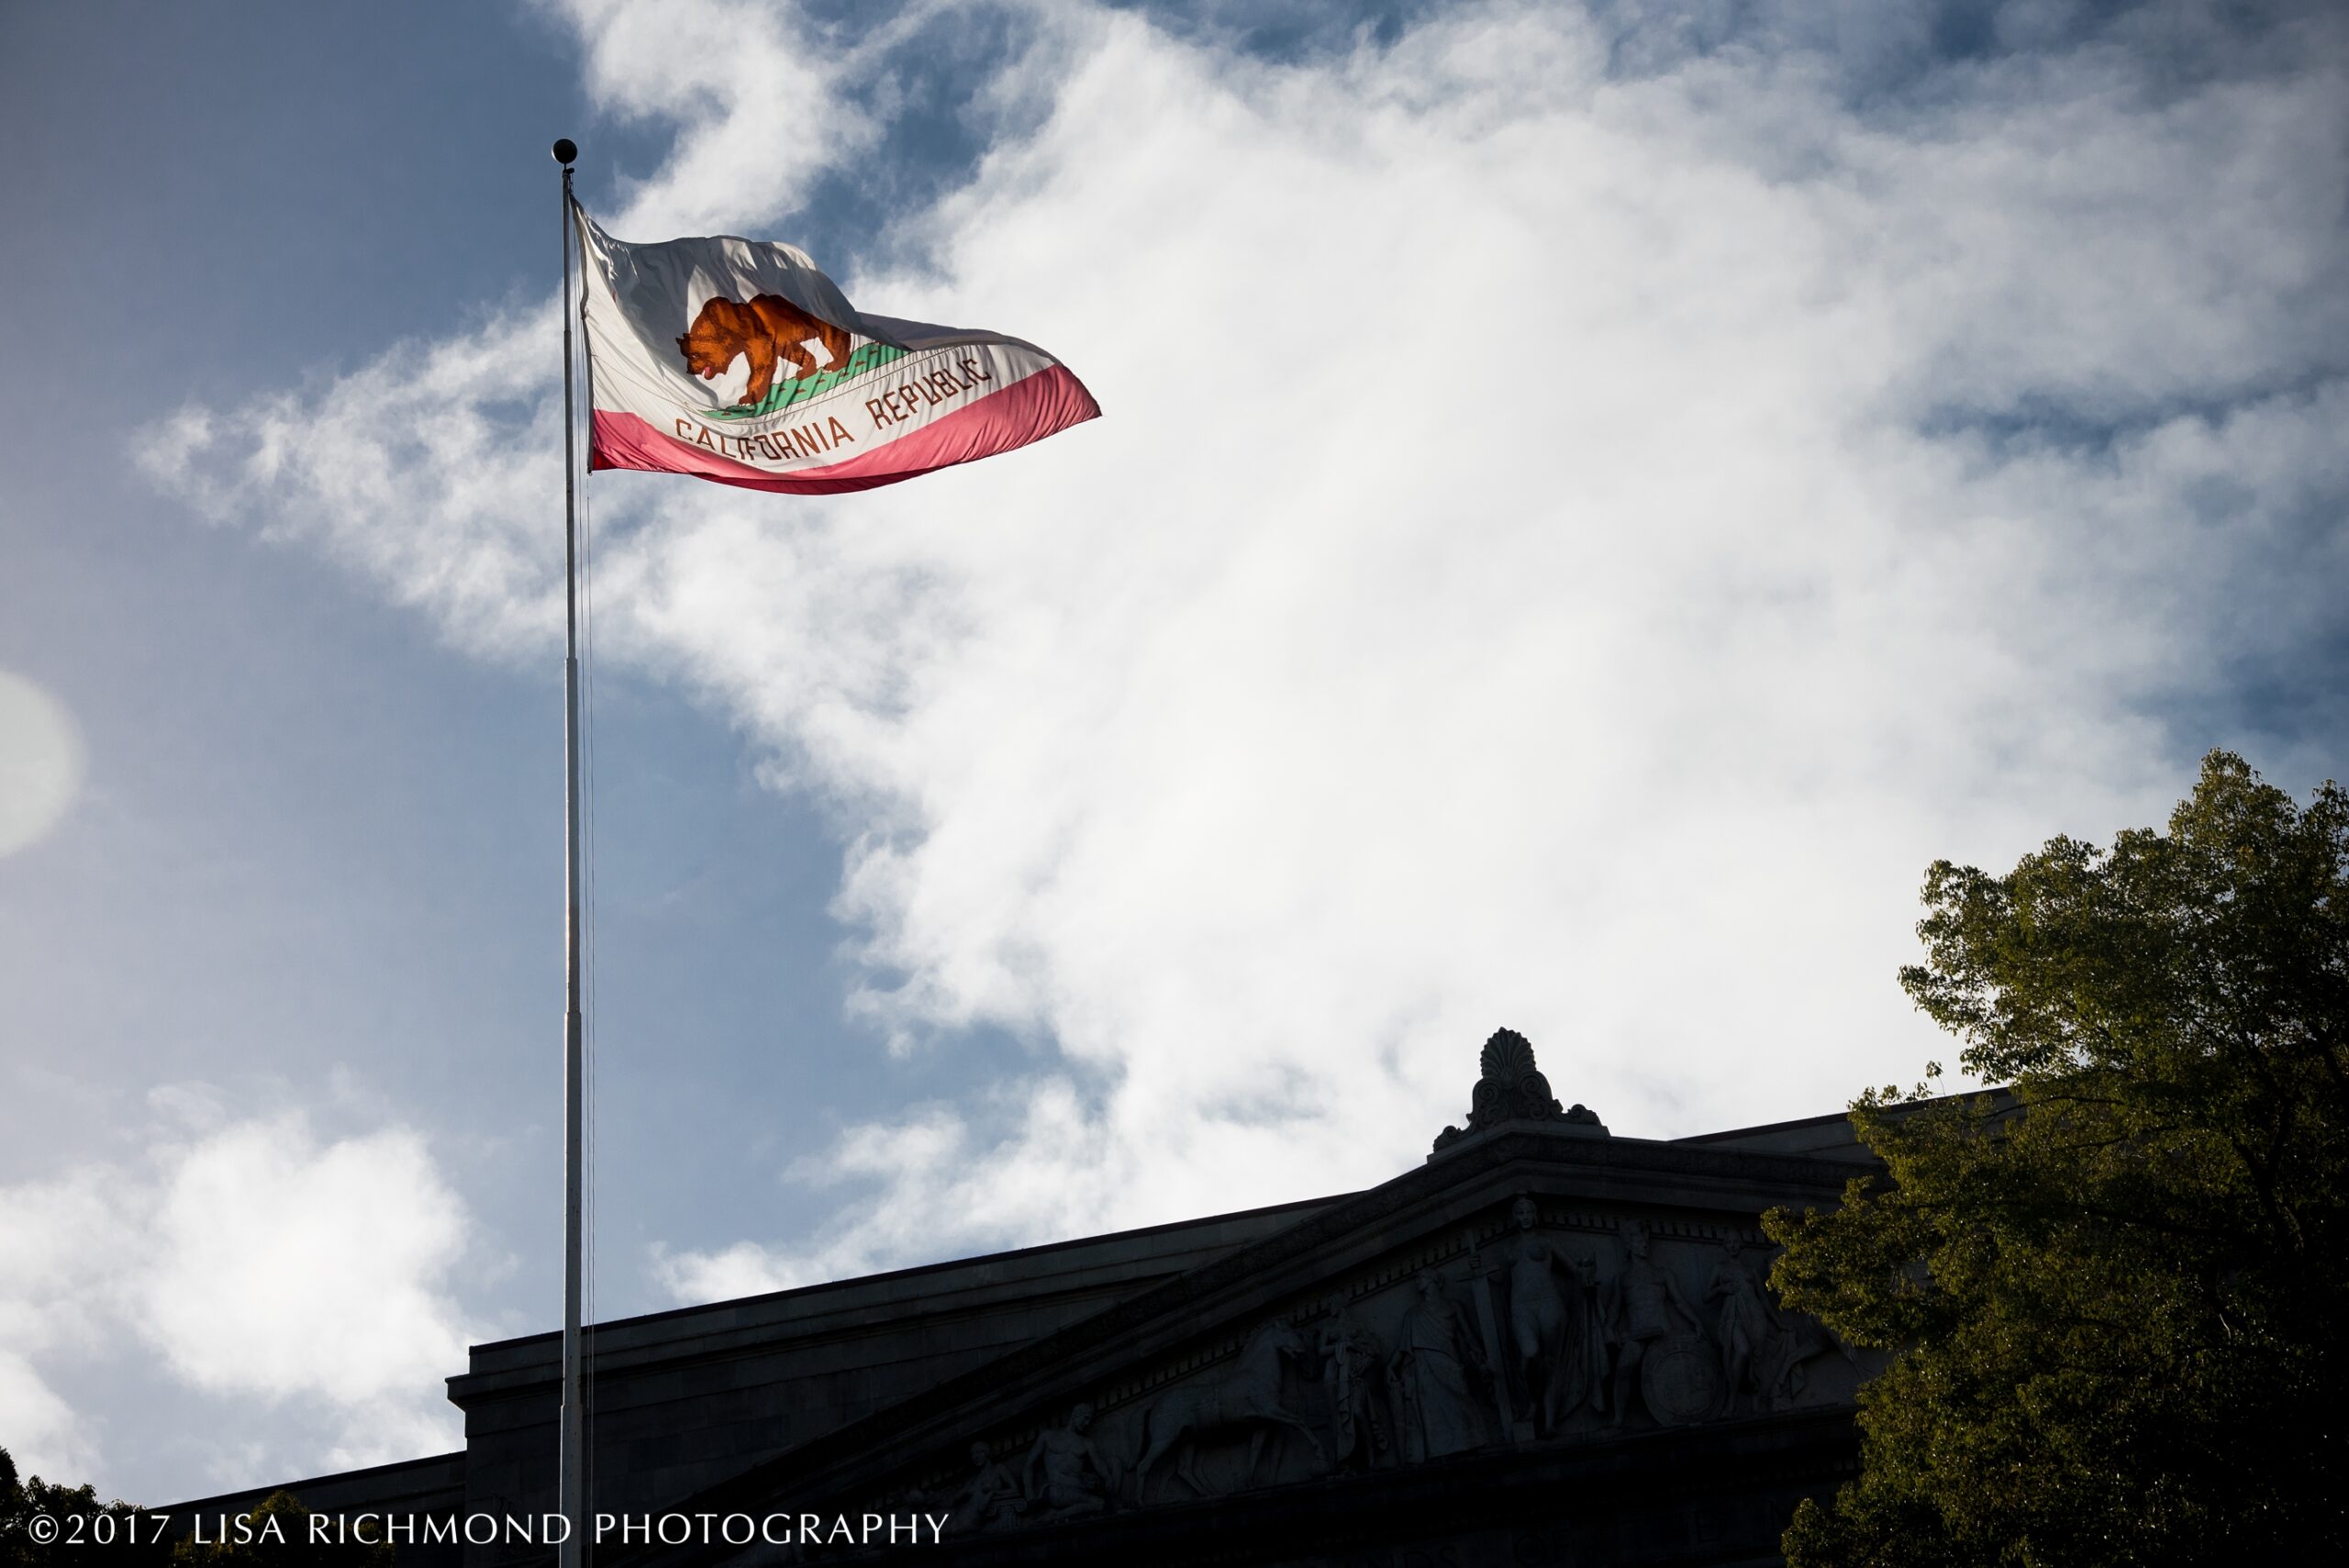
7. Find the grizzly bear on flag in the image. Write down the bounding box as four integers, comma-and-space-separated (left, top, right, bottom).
675, 293, 853, 409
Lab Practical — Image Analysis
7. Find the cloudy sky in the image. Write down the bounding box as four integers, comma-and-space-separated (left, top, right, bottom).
3, 0, 2343, 1508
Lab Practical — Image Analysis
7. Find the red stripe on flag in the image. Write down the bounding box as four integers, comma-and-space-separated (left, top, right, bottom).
588, 364, 1099, 495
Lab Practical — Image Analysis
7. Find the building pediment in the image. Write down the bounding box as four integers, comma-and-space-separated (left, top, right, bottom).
629, 1034, 1868, 1563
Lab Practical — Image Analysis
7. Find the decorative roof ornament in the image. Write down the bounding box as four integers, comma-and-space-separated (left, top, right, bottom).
1431, 1028, 1608, 1153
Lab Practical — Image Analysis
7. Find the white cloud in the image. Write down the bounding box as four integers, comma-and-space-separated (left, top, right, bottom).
0, 1351, 95, 1487
566, 0, 885, 239
0, 1097, 475, 1491
0, 1169, 122, 1485
139, 1118, 471, 1408
153, 311, 568, 659
149, 0, 2349, 1299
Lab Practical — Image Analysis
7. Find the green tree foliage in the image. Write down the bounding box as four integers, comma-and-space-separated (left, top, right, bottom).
0, 1448, 164, 1568
1765, 751, 2348, 1564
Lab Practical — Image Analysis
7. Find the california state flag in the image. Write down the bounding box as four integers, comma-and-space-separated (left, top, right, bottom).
573, 206, 1099, 494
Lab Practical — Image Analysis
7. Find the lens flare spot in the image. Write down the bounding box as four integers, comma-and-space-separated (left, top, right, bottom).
0, 671, 86, 857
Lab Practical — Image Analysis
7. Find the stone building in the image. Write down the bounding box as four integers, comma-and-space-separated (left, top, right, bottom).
170, 1032, 1883, 1565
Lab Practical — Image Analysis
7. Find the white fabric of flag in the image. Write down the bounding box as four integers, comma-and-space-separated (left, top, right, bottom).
573, 206, 1098, 495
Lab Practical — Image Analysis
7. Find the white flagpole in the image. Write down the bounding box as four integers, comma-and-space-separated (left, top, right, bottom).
551, 134, 587, 1568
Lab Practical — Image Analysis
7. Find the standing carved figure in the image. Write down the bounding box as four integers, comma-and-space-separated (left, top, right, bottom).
1481, 1195, 1600, 1433
1706, 1234, 1778, 1413
1318, 1299, 1391, 1470
1026, 1403, 1114, 1518
1386, 1269, 1491, 1462
1603, 1220, 1706, 1427
1132, 1318, 1326, 1498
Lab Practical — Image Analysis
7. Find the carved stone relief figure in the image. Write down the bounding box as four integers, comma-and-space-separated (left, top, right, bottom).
1753, 1309, 1851, 1410
1025, 1403, 1116, 1519
944, 1439, 1026, 1533
1475, 1195, 1602, 1435
1705, 1234, 1779, 1414
1317, 1298, 1393, 1471
1602, 1220, 1714, 1428
1131, 1318, 1326, 1499
1386, 1268, 1493, 1462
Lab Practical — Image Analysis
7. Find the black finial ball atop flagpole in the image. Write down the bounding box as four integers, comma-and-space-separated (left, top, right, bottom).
551, 138, 578, 166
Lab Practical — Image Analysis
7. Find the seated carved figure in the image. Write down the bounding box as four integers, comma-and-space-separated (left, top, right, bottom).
945, 1440, 1025, 1532
674, 293, 853, 408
